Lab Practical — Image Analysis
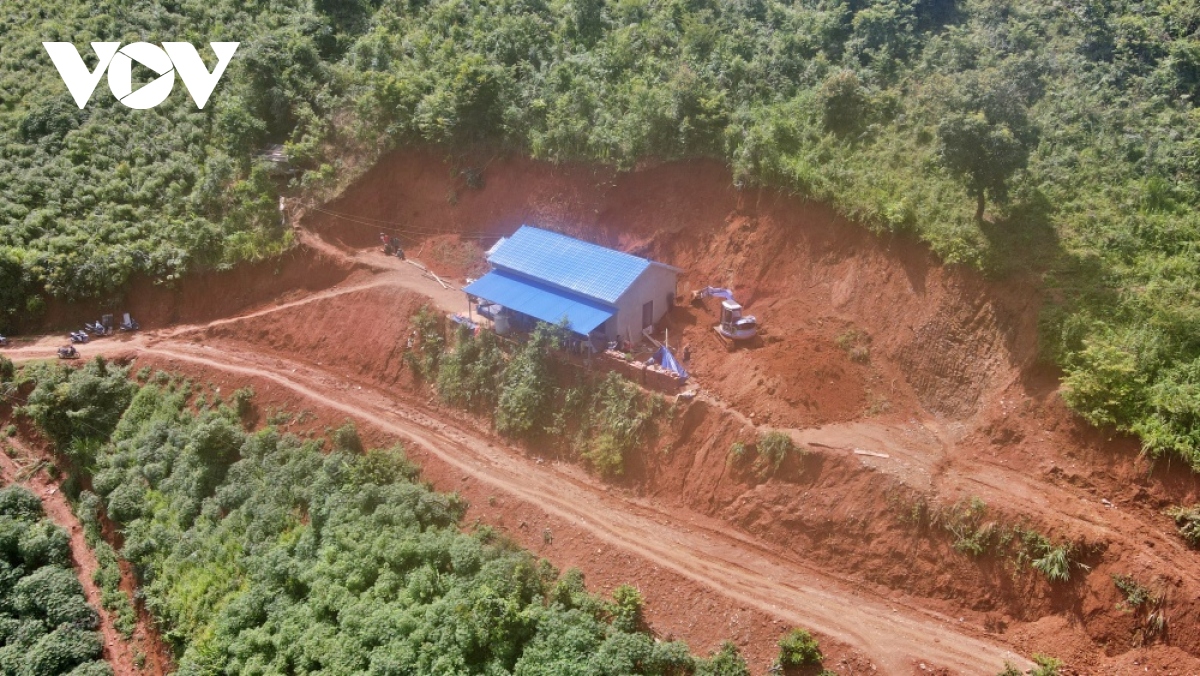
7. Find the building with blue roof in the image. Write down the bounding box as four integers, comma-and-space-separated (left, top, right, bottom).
464, 226, 680, 342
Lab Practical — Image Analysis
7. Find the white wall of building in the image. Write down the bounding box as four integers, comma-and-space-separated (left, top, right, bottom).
608, 264, 679, 342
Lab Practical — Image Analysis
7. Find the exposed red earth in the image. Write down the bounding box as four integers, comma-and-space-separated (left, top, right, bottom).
6, 148, 1200, 674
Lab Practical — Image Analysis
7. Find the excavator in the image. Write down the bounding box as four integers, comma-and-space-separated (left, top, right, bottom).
691, 287, 759, 349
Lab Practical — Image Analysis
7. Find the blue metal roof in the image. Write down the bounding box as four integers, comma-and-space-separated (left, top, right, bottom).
488, 226, 651, 304
464, 270, 615, 334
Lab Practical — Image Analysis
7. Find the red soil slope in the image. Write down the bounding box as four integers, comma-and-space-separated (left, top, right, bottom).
26, 240, 355, 334
9, 146, 1200, 673
308, 148, 1039, 427
295, 148, 1200, 673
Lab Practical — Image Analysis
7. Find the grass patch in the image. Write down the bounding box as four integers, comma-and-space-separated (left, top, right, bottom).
1112, 574, 1167, 644
834, 328, 871, 364
894, 493, 1088, 583
1165, 504, 1200, 548
753, 430, 803, 478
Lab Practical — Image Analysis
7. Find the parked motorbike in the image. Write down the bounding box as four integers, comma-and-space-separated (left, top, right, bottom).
380, 233, 405, 259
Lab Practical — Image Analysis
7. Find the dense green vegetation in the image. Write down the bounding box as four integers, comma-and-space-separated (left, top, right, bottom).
417, 315, 663, 476
18, 359, 752, 674
0, 484, 111, 676
4, 1, 1200, 463
75, 492, 136, 639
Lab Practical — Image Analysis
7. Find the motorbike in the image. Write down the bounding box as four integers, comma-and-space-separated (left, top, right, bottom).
380, 234, 405, 259
57, 345, 79, 359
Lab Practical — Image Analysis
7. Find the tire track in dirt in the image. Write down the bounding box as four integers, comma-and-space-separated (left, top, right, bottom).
138, 343, 1031, 675
0, 439, 170, 676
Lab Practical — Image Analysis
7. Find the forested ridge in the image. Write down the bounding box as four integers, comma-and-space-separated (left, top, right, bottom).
3, 1, 1200, 461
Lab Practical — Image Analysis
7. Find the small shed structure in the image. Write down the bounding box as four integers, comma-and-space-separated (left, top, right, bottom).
464, 226, 680, 342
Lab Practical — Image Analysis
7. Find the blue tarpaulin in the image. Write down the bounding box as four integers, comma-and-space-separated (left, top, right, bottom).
464, 270, 615, 335
654, 345, 688, 380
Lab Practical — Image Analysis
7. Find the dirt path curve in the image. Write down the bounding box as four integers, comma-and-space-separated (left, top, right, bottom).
138, 342, 1031, 675
0, 261, 448, 360
0, 440, 152, 676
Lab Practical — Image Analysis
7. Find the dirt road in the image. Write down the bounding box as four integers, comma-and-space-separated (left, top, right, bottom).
132, 341, 1030, 674
0, 251, 1041, 673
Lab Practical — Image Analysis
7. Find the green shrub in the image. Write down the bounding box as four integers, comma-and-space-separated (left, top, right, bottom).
16, 520, 72, 569
610, 585, 643, 633
12, 567, 98, 628
404, 306, 446, 382
20, 359, 136, 447
943, 497, 994, 557
1166, 504, 1200, 548
834, 329, 871, 363
1029, 542, 1074, 583
104, 482, 146, 524
0, 485, 44, 520
229, 387, 254, 418
23, 627, 105, 675
1111, 574, 1167, 641
1009, 529, 1075, 582
1030, 654, 1063, 676
755, 430, 800, 477
579, 373, 661, 477
778, 627, 823, 667
63, 661, 114, 676
76, 491, 136, 638
728, 441, 748, 464
495, 323, 560, 440
1113, 574, 1153, 610
331, 421, 364, 454
696, 641, 751, 676
437, 325, 506, 412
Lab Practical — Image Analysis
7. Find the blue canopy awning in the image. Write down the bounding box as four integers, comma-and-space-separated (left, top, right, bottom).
464, 270, 614, 335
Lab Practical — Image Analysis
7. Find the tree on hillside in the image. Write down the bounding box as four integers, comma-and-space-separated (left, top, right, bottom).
937, 70, 1039, 222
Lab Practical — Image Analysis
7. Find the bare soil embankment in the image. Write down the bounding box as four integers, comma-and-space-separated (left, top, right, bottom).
7, 146, 1200, 673
297, 148, 1200, 673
